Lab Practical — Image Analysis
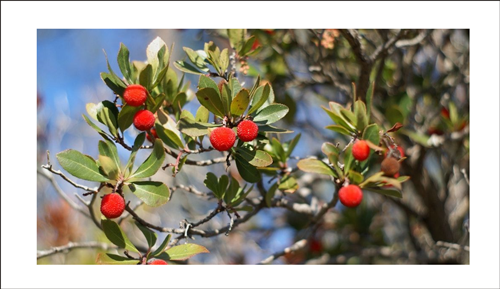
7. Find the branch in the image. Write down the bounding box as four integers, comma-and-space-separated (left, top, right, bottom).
395, 29, 433, 48
40, 163, 101, 194
370, 29, 407, 62
435, 241, 469, 252
258, 239, 308, 264
37, 241, 117, 259
339, 29, 367, 63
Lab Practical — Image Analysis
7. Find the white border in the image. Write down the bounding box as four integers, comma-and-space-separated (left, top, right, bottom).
2, 1, 499, 288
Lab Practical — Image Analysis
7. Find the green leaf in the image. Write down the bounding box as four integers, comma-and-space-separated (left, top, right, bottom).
227, 29, 246, 53
249, 75, 260, 97
322, 102, 357, 132
348, 170, 364, 185
129, 181, 170, 207
172, 92, 188, 111
139, 64, 153, 90
359, 172, 385, 188
204, 172, 223, 199
183, 47, 208, 69
117, 104, 140, 132
56, 150, 108, 182
235, 155, 261, 183
230, 78, 242, 98
117, 43, 132, 83
220, 48, 229, 73
218, 175, 229, 199
196, 87, 225, 118
297, 158, 336, 177
366, 81, 374, 121
230, 88, 250, 116
98, 140, 121, 173
101, 219, 139, 253
98, 155, 120, 180
82, 114, 112, 141
239, 35, 257, 56
230, 184, 253, 207
340, 108, 358, 130
271, 138, 286, 163
285, 133, 301, 158
96, 102, 119, 137
354, 100, 368, 132
96, 253, 139, 265
152, 234, 171, 257
220, 83, 232, 115
195, 105, 210, 123
361, 123, 380, 165
179, 117, 220, 138
224, 179, 240, 205
155, 123, 184, 149
134, 221, 157, 249
160, 243, 209, 261
173, 60, 206, 75
131, 139, 165, 179
124, 133, 146, 175
343, 146, 354, 173
150, 93, 167, 114
278, 175, 298, 193
321, 142, 340, 156
253, 104, 289, 125
236, 147, 273, 167
325, 124, 353, 136
248, 84, 270, 115
259, 125, 294, 134
198, 75, 221, 94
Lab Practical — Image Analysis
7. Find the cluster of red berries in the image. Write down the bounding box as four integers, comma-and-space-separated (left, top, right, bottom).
209, 120, 259, 152
123, 84, 156, 132
148, 259, 168, 265
340, 140, 406, 208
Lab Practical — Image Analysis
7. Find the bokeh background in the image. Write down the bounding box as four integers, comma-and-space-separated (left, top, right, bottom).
37, 29, 469, 264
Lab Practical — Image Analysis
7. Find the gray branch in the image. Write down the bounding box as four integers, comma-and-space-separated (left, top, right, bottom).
37, 241, 117, 259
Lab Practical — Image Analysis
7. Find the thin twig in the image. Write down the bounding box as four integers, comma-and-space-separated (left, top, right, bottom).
37, 241, 117, 259
258, 239, 308, 264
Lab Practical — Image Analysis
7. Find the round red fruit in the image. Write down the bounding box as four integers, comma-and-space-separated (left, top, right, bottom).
352, 140, 370, 161
133, 110, 155, 131
339, 185, 363, 208
148, 259, 168, 265
100, 193, 125, 219
146, 128, 158, 142
123, 84, 147, 107
209, 127, 236, 151
237, 120, 259, 142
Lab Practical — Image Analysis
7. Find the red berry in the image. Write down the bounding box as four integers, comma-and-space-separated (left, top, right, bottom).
339, 185, 363, 208
237, 120, 259, 142
384, 145, 405, 159
123, 84, 147, 107
133, 110, 155, 131
352, 140, 370, 161
209, 127, 236, 151
148, 259, 168, 265
100, 193, 125, 219
146, 128, 158, 142
441, 107, 450, 119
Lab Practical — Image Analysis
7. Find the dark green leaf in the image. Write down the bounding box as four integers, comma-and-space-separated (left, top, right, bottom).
155, 123, 184, 149
363, 186, 402, 198
204, 172, 222, 199
139, 64, 153, 90
117, 43, 132, 83
285, 133, 301, 158
101, 219, 139, 253
56, 150, 108, 182
239, 35, 257, 56
271, 138, 286, 163
236, 147, 273, 167
196, 87, 225, 118
343, 146, 354, 173
348, 170, 364, 185
340, 108, 358, 130
96, 253, 139, 265
117, 104, 140, 132
259, 125, 294, 134
129, 181, 170, 207
235, 155, 261, 183
248, 84, 270, 114
135, 221, 157, 249
220, 83, 232, 115
152, 234, 171, 257
150, 93, 167, 114
98, 140, 121, 172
